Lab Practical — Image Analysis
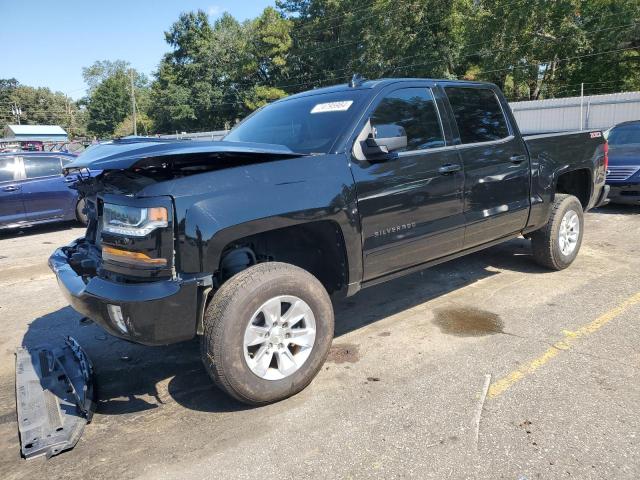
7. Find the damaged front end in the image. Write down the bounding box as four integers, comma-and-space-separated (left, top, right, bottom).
50, 138, 301, 346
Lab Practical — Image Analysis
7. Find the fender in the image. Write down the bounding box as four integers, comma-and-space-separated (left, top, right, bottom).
140, 153, 363, 289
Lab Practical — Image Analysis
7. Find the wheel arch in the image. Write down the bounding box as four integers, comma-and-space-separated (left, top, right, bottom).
215, 219, 352, 295
554, 168, 592, 210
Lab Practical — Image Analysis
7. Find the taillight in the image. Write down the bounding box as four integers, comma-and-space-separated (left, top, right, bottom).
603, 141, 609, 171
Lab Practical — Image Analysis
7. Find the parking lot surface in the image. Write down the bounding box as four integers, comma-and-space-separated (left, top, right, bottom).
1, 206, 639, 480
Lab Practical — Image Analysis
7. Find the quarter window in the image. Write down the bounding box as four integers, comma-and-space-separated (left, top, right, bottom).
23, 156, 62, 178
370, 88, 445, 151
445, 87, 509, 143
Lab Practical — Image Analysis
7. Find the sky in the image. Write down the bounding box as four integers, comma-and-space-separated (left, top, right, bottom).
0, 0, 275, 99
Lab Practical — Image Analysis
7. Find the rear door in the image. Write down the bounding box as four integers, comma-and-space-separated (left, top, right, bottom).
442, 85, 530, 248
350, 83, 465, 281
0, 156, 25, 227
19, 155, 77, 222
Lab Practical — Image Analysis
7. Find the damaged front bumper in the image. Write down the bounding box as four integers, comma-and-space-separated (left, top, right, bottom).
49, 240, 201, 346
16, 337, 94, 459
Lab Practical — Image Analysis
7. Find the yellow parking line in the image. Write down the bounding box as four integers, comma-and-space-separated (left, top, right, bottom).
488, 291, 640, 399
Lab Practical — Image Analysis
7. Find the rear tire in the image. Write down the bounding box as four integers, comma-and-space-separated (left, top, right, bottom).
530, 194, 584, 270
201, 262, 334, 405
75, 198, 88, 226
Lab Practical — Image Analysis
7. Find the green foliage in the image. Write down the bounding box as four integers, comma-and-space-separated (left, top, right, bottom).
83, 60, 149, 137
74, 0, 640, 135
114, 112, 154, 137
0, 78, 87, 138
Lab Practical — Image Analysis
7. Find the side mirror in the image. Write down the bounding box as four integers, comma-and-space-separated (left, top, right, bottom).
362, 124, 407, 160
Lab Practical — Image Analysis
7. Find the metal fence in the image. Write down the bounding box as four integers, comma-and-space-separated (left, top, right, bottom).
510, 91, 640, 134
158, 130, 227, 141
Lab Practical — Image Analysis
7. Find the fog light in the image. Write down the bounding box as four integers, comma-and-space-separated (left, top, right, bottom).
107, 304, 127, 333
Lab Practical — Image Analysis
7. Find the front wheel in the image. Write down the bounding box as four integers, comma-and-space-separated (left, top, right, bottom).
530, 194, 584, 270
201, 262, 334, 405
75, 198, 88, 226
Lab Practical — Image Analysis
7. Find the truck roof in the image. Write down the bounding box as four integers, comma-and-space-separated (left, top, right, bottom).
281, 77, 498, 102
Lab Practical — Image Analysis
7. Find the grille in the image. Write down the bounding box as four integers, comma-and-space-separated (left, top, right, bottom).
607, 165, 640, 181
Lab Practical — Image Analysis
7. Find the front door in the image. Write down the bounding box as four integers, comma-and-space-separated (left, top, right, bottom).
442, 86, 531, 247
19, 155, 76, 222
350, 85, 465, 281
0, 156, 25, 227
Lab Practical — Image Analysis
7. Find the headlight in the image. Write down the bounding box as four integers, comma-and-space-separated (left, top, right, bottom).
102, 203, 168, 237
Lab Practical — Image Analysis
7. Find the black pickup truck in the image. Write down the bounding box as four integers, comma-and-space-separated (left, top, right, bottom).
50, 78, 609, 405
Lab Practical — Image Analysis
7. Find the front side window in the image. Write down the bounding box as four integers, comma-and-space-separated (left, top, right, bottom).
445, 87, 509, 144
370, 88, 445, 151
0, 157, 17, 182
23, 156, 62, 178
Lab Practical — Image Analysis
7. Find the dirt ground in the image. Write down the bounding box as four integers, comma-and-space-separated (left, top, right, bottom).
1, 205, 639, 479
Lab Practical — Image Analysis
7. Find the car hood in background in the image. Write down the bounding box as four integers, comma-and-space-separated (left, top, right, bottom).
64, 138, 305, 172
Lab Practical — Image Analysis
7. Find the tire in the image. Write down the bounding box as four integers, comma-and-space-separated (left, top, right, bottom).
530, 194, 584, 270
201, 262, 334, 405
75, 198, 88, 226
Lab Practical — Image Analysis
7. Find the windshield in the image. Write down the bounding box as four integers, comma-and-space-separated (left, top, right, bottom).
608, 124, 640, 146
225, 91, 366, 154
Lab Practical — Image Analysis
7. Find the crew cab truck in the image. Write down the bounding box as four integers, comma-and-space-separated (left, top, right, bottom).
50, 78, 609, 405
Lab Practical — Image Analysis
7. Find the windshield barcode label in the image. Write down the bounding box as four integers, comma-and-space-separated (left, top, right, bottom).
311, 101, 353, 114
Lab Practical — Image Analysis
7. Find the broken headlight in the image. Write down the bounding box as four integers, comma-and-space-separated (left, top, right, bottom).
102, 203, 168, 237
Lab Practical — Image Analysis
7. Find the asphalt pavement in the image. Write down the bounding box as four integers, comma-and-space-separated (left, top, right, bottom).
0, 206, 639, 479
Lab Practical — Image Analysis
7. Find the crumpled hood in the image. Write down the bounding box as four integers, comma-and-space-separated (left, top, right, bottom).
64, 138, 304, 171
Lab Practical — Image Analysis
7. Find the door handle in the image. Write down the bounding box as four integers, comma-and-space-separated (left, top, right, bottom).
64, 176, 78, 183
2, 185, 20, 192
438, 164, 461, 175
509, 154, 528, 164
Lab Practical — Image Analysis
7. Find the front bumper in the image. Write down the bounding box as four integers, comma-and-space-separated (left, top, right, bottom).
49, 243, 199, 345
607, 183, 640, 205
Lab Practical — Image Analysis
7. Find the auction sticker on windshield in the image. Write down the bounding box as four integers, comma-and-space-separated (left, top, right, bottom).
311, 100, 353, 114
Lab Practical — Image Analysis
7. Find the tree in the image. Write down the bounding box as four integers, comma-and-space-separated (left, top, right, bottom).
83, 61, 149, 137
86, 72, 132, 136
83, 60, 133, 92
114, 112, 154, 137
0, 79, 88, 138
148, 8, 292, 132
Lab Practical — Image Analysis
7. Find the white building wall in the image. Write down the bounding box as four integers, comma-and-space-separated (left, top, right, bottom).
509, 91, 640, 134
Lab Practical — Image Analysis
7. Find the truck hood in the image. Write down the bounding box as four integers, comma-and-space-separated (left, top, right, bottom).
608, 144, 640, 166
64, 138, 305, 172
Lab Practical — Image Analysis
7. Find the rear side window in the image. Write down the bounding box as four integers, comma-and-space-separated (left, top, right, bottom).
370, 87, 445, 151
0, 157, 16, 182
445, 87, 509, 144
23, 156, 62, 178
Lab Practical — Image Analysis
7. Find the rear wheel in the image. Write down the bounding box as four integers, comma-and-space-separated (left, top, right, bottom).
75, 198, 88, 226
530, 194, 584, 270
201, 262, 334, 405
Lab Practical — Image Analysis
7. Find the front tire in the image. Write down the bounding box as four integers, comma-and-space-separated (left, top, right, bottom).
201, 262, 334, 405
530, 194, 584, 270
75, 198, 88, 226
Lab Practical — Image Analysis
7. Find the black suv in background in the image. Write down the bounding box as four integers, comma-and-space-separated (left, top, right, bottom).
605, 120, 640, 205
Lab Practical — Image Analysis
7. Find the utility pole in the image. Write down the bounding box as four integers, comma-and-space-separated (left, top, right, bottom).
579, 82, 584, 131
129, 69, 137, 136
11, 103, 21, 124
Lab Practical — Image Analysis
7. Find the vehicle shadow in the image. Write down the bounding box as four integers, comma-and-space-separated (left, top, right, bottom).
591, 204, 640, 215
20, 237, 541, 415
0, 221, 81, 239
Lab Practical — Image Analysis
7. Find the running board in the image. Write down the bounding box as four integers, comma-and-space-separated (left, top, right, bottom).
15, 337, 95, 459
